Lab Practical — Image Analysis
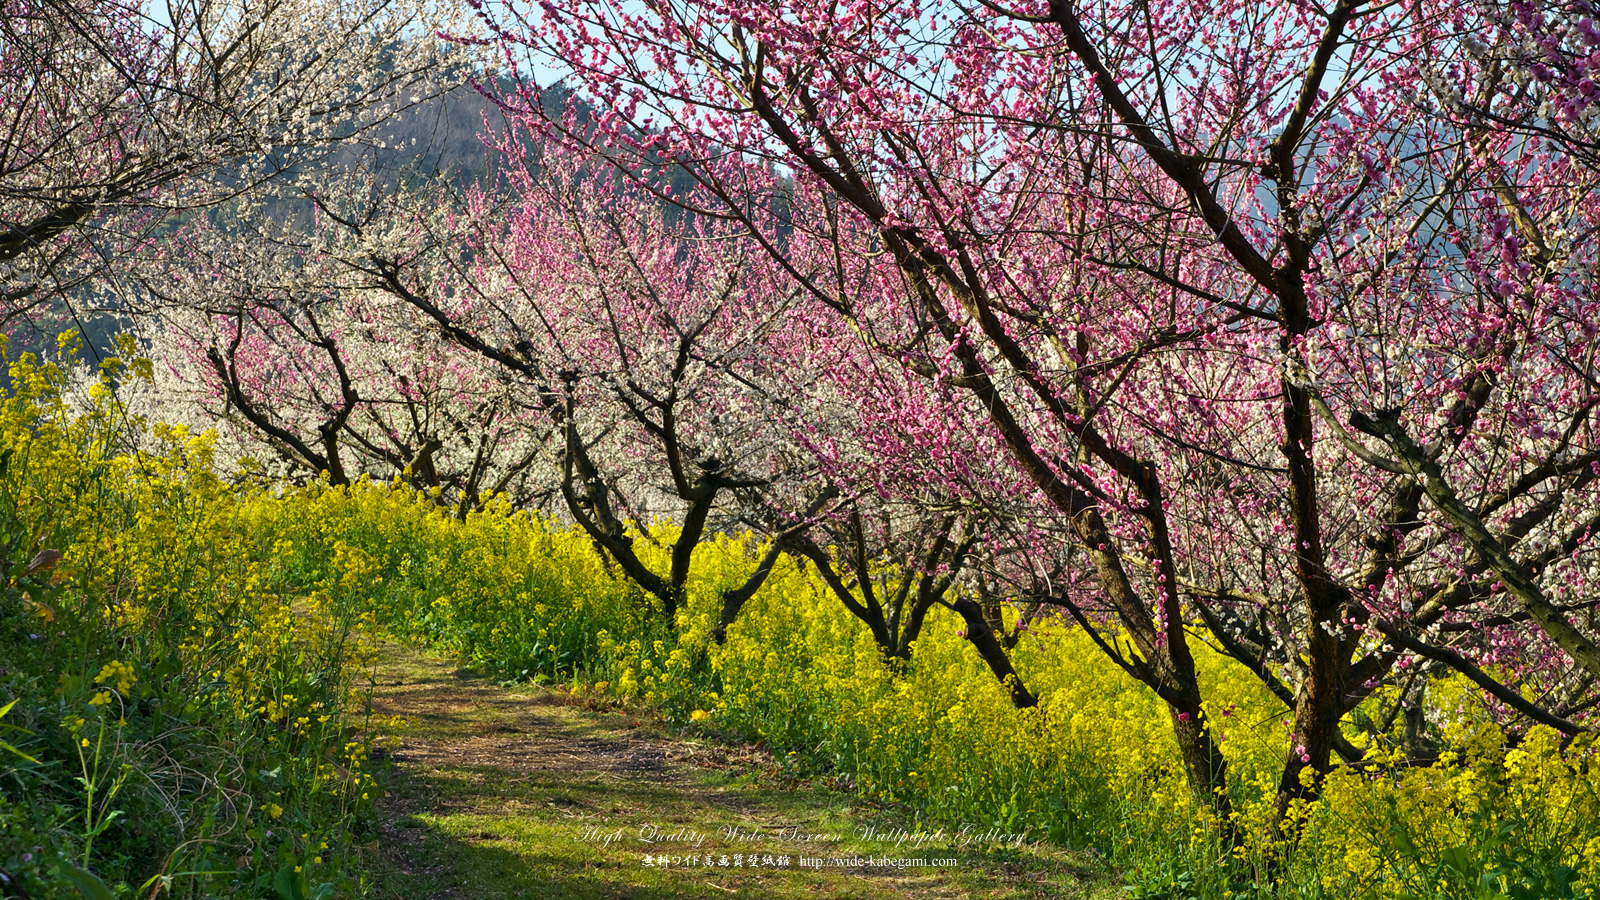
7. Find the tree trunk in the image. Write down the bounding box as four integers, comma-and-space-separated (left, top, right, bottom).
951, 597, 1036, 708
1170, 706, 1237, 846
710, 538, 786, 644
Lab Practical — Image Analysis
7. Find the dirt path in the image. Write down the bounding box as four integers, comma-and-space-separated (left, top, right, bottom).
357, 640, 1110, 900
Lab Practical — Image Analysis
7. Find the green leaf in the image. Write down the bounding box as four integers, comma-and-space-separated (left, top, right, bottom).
273, 863, 321, 900
0, 736, 40, 765
0, 700, 40, 764
273, 864, 302, 900
60, 864, 116, 900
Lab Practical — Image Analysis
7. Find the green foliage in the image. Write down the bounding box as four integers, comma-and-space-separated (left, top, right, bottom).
0, 342, 385, 898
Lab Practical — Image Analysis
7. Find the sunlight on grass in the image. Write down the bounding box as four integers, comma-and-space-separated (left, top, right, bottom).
357, 643, 1116, 900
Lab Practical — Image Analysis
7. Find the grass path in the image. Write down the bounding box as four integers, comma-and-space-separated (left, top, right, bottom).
355, 640, 1117, 900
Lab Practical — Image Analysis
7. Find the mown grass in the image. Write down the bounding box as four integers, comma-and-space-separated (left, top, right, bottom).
357, 641, 1118, 900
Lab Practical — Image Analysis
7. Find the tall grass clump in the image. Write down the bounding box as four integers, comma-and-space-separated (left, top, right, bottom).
0, 338, 387, 899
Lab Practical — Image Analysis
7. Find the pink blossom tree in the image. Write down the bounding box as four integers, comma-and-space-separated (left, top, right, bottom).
139, 175, 551, 508
480, 0, 1600, 823
1432, 0, 1600, 167
764, 307, 1048, 706
322, 142, 824, 629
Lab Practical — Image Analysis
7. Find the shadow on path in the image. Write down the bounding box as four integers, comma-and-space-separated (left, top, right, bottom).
356, 640, 1109, 900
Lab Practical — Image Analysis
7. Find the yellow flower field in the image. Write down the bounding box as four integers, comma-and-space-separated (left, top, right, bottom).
257, 469, 1600, 900
4, 339, 1597, 899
